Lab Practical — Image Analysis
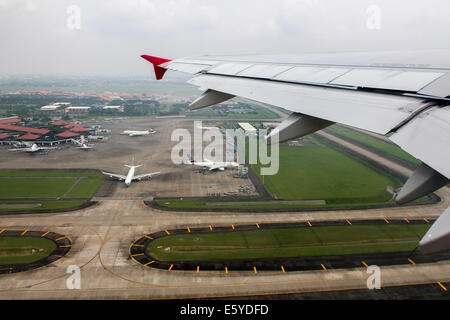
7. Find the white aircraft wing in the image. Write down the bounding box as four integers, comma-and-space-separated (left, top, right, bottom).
142, 51, 450, 201
142, 50, 450, 254
134, 172, 160, 180
102, 172, 126, 180
8, 148, 31, 152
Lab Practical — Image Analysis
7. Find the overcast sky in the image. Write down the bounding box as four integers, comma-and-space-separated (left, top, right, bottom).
0, 0, 449, 76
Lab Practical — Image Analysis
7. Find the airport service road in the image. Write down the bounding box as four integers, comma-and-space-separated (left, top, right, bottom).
0, 184, 449, 300
316, 131, 413, 178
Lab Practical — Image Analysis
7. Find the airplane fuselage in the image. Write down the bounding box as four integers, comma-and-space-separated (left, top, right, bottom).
125, 166, 135, 187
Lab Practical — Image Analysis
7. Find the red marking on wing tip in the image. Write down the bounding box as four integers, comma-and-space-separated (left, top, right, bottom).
141, 55, 172, 80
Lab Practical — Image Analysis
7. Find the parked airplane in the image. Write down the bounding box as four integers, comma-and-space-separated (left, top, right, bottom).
120, 129, 155, 137
184, 154, 239, 171
8, 143, 57, 153
102, 160, 160, 186
142, 51, 450, 254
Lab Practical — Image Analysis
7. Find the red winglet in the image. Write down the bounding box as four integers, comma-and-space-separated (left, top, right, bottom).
141, 54, 172, 80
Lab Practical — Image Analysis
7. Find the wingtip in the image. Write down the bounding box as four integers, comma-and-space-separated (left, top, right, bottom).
141, 54, 172, 80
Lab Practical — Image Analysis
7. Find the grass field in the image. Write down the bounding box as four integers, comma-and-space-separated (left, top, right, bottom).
188, 103, 279, 119
147, 224, 429, 262
250, 136, 401, 204
0, 237, 56, 264
0, 171, 103, 212
0, 178, 78, 198
326, 125, 421, 166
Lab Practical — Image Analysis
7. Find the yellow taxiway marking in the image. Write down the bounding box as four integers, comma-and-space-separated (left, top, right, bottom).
231, 224, 235, 230
132, 244, 144, 247
165, 230, 170, 235
168, 264, 174, 271
131, 253, 144, 257
56, 236, 66, 241
256, 223, 260, 229
321, 264, 327, 271
187, 227, 191, 233
59, 245, 72, 248
437, 282, 447, 291
281, 266, 285, 273
209, 225, 213, 231
144, 235, 153, 239
404, 218, 410, 224
41, 231, 49, 237
197, 266, 200, 273
346, 219, 352, 225
408, 258, 416, 265
0, 229, 5, 235
384, 218, 390, 224
362, 261, 369, 268
225, 267, 228, 274
253, 267, 258, 274
307, 221, 312, 227
424, 218, 430, 223
21, 230, 28, 236
144, 261, 155, 266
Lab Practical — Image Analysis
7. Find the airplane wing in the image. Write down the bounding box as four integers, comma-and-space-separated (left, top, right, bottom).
142, 51, 450, 202
101, 172, 126, 180
40, 146, 58, 150
134, 172, 160, 180
143, 51, 450, 254
8, 148, 31, 152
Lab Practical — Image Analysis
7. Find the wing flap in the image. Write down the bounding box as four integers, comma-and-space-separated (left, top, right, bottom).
188, 74, 429, 135
330, 69, 445, 92
134, 172, 160, 180
390, 106, 450, 179
102, 172, 126, 180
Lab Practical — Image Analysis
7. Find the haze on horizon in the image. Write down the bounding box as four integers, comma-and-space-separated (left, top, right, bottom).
0, 0, 449, 76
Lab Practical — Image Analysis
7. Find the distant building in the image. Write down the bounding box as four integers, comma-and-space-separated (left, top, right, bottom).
0, 124, 50, 135
50, 120, 70, 126
0, 116, 21, 125
65, 106, 90, 113
40, 105, 62, 111
17, 133, 41, 140
55, 131, 80, 138
238, 122, 257, 134
0, 133, 10, 140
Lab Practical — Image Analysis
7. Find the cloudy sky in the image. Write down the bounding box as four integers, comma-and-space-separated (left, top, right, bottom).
0, 0, 449, 76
